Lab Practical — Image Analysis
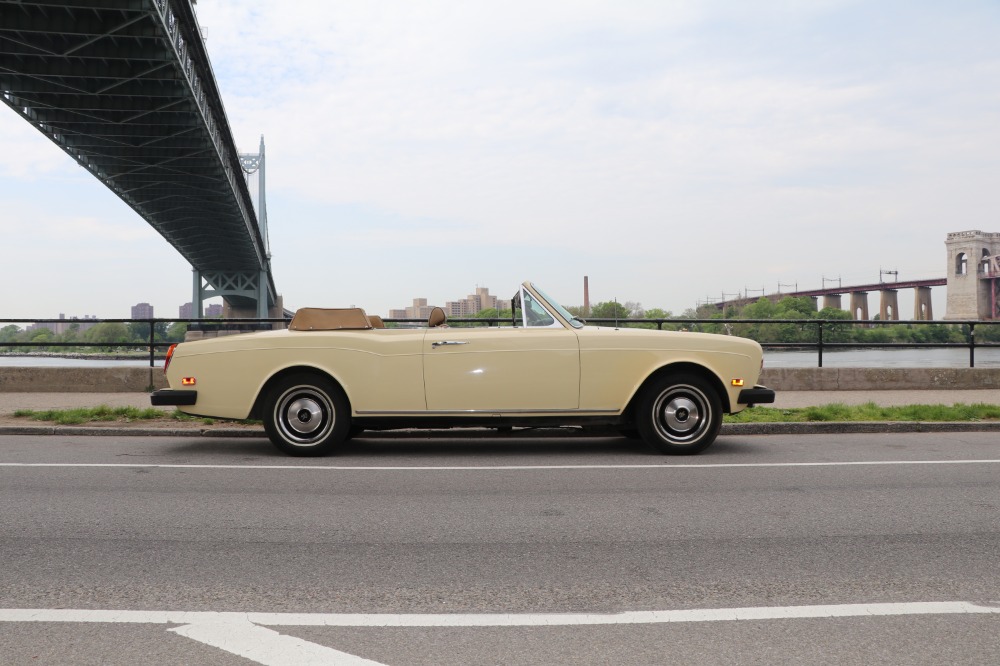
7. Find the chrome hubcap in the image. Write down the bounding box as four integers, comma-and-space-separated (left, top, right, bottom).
286, 397, 323, 435
663, 397, 699, 433
275, 386, 334, 446
652, 385, 709, 443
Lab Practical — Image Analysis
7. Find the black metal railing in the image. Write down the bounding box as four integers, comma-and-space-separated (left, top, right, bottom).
578, 318, 1000, 368
2, 316, 999, 368
0, 318, 286, 367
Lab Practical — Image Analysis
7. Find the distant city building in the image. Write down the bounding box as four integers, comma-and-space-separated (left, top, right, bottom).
444, 287, 498, 317
178, 302, 221, 318
390, 286, 511, 321
131, 302, 154, 319
387, 297, 437, 321
26, 314, 97, 335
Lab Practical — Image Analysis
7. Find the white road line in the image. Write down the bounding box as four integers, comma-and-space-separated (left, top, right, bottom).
170, 620, 385, 666
6, 603, 997, 666
2, 602, 998, 626
1, 459, 999, 471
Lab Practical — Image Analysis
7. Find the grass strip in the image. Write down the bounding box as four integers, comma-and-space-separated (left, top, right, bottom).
12, 406, 232, 426
9, 402, 1000, 426
725, 402, 1000, 423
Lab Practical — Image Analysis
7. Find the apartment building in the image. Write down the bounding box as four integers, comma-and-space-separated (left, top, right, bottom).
389, 286, 511, 320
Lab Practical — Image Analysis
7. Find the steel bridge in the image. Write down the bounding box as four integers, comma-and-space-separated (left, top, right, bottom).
710, 278, 946, 320
0, 0, 275, 317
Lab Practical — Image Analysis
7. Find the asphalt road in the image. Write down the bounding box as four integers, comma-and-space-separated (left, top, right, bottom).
1, 432, 998, 665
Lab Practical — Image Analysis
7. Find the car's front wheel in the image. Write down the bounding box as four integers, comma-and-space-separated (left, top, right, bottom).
636, 374, 722, 455
262, 374, 350, 456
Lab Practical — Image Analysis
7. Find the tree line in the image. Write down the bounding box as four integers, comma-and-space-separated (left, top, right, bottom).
463, 297, 996, 344
575, 296, 998, 344
0, 321, 189, 354
4, 295, 997, 352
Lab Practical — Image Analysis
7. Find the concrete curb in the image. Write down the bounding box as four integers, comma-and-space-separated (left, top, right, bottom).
721, 422, 1000, 435
2, 422, 1000, 438
0, 426, 263, 438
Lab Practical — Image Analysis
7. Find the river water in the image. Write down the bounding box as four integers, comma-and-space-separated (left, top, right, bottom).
2, 347, 999, 368
764, 347, 998, 368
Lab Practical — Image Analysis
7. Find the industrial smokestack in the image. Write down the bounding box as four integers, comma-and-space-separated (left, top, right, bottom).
583, 276, 590, 317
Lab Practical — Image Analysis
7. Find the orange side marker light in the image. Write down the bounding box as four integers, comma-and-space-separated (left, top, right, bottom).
731, 379, 745, 387
181, 377, 196, 386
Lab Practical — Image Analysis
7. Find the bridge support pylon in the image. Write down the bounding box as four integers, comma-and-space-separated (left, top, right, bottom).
850, 292, 869, 321
822, 294, 842, 311
193, 270, 271, 320
913, 286, 933, 320
879, 289, 899, 321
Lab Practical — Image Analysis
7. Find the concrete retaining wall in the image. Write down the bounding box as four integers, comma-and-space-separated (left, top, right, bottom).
0, 367, 168, 393
2, 366, 999, 393
758, 367, 1000, 391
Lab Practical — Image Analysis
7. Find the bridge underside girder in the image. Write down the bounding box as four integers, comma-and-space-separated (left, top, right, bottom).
0, 0, 274, 310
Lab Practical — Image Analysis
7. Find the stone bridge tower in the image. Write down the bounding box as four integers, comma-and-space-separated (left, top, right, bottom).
945, 230, 1000, 319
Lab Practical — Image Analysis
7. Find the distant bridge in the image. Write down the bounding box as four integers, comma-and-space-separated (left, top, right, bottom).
0, 0, 276, 316
710, 278, 946, 320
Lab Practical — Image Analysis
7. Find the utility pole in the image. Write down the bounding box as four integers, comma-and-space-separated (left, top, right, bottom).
880, 268, 899, 283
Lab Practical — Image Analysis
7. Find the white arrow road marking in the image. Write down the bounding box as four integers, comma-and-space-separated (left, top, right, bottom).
2, 602, 998, 666
169, 619, 386, 666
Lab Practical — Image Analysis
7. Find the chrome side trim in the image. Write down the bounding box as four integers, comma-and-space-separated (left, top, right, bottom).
355, 408, 620, 416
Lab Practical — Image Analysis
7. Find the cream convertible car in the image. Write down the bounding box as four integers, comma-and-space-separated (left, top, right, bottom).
152, 282, 774, 456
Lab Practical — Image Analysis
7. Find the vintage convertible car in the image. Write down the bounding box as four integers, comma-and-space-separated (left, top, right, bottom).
152, 281, 774, 456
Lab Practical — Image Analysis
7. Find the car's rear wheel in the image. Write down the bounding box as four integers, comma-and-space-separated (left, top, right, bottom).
637, 374, 722, 455
263, 373, 350, 456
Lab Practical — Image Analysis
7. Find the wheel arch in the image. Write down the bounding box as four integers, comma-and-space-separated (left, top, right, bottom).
623, 362, 731, 422
249, 365, 351, 420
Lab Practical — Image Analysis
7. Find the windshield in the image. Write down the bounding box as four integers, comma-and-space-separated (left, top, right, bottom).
530, 283, 584, 329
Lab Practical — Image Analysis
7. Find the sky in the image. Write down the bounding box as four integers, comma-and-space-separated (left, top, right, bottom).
2, 0, 999, 320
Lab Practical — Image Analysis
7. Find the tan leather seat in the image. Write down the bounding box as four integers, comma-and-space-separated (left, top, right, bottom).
368, 315, 386, 329
427, 306, 447, 327
289, 307, 372, 331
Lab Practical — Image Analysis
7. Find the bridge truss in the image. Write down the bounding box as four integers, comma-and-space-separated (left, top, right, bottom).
0, 0, 275, 316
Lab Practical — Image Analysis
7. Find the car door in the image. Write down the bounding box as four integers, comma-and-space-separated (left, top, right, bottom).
422, 305, 580, 412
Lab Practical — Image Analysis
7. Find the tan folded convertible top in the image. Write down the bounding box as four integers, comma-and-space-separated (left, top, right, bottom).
288, 307, 373, 331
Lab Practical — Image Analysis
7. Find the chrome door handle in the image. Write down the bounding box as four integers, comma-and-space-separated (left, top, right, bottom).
431, 341, 469, 347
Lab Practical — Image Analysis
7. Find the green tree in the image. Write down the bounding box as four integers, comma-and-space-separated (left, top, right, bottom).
643, 307, 671, 320
166, 322, 189, 342
589, 301, 632, 320
84, 322, 131, 351
28, 327, 54, 342
632, 307, 672, 329
0, 325, 20, 343
774, 296, 817, 318
127, 321, 151, 342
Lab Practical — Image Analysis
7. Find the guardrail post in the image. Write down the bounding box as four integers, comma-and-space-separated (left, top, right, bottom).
969, 323, 976, 368
148, 319, 156, 368
817, 321, 824, 368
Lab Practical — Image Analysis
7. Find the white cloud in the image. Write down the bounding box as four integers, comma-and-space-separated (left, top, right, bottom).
2, 0, 998, 317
